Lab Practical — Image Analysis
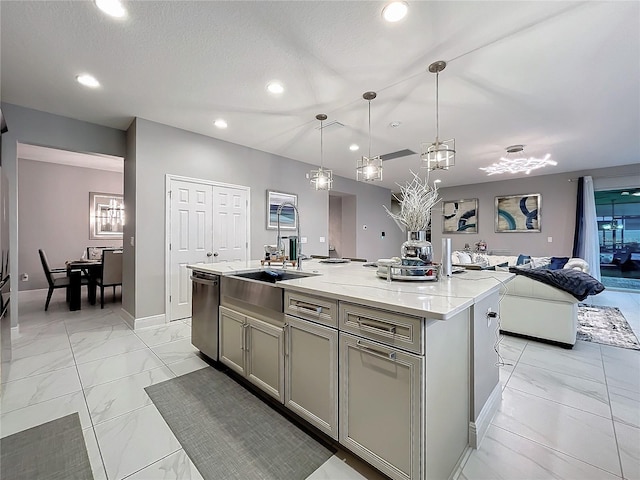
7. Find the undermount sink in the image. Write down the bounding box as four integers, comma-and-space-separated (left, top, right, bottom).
230, 269, 315, 283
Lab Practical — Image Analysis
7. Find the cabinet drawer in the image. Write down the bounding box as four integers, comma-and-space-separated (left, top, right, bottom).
339, 302, 424, 355
284, 291, 338, 328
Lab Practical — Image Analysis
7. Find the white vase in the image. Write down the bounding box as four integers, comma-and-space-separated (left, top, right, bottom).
401, 231, 433, 263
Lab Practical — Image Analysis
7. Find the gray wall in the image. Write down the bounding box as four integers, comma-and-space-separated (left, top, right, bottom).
18, 159, 123, 290
328, 195, 342, 257
431, 164, 640, 260
122, 119, 137, 316
129, 118, 403, 319
0, 102, 127, 326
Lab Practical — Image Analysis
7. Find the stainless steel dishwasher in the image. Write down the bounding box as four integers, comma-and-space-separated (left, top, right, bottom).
190, 270, 220, 361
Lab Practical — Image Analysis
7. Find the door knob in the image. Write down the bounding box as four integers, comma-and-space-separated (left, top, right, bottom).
206, 252, 213, 257
213, 252, 219, 257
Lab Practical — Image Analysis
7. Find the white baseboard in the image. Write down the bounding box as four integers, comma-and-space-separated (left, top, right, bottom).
469, 383, 502, 448
119, 308, 136, 329
134, 313, 166, 330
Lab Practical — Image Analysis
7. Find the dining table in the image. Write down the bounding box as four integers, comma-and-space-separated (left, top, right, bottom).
66, 259, 102, 311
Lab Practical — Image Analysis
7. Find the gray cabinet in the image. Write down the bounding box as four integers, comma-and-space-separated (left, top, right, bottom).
219, 306, 246, 376
339, 331, 423, 480
246, 315, 284, 402
219, 305, 284, 402
284, 315, 338, 439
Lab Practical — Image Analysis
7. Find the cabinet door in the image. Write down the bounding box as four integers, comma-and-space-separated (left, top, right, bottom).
285, 315, 338, 440
245, 315, 284, 402
339, 332, 422, 480
219, 306, 246, 376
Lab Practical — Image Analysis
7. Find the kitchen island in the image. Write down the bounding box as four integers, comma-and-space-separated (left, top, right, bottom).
188, 259, 513, 480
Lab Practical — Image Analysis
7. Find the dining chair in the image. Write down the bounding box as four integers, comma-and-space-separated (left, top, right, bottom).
39, 249, 86, 311
86, 246, 109, 261
96, 249, 123, 308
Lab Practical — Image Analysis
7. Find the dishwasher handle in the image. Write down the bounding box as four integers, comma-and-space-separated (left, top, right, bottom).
190, 275, 219, 286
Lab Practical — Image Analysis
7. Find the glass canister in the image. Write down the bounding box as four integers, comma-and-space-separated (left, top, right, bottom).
401, 231, 433, 263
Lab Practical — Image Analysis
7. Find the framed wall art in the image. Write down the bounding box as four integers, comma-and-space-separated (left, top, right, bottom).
495, 193, 541, 233
266, 190, 297, 230
89, 192, 124, 239
442, 199, 478, 234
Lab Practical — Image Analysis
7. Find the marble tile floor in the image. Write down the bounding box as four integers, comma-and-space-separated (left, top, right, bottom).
462, 289, 640, 480
1, 289, 638, 480
0, 289, 376, 480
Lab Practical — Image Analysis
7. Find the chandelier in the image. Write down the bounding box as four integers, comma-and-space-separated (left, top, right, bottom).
479, 145, 557, 175
309, 114, 333, 190
356, 91, 383, 182
421, 61, 456, 171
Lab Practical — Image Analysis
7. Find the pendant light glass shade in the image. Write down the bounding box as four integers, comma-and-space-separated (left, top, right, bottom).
309, 114, 333, 191
356, 91, 383, 182
422, 61, 456, 171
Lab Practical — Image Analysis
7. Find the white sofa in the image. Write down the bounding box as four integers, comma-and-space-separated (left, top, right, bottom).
452, 253, 590, 348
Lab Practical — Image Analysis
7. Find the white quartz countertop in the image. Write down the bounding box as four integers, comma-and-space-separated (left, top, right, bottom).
188, 259, 513, 319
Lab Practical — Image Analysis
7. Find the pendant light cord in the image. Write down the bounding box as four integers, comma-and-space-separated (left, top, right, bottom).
435, 71, 439, 143
368, 100, 372, 158
320, 119, 324, 169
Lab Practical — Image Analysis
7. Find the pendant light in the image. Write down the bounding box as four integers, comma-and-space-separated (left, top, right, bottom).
356, 91, 383, 182
309, 114, 333, 191
422, 61, 456, 170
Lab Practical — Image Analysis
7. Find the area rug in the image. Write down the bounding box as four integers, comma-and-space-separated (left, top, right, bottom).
145, 367, 335, 480
578, 304, 640, 350
0, 413, 93, 480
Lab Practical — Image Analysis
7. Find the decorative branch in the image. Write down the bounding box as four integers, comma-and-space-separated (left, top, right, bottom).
383, 171, 440, 232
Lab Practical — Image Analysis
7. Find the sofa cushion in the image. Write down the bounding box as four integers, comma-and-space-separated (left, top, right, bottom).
549, 256, 570, 270
517, 254, 531, 265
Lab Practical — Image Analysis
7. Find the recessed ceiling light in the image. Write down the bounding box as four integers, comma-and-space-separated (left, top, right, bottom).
266, 82, 284, 94
76, 74, 100, 88
214, 119, 228, 129
632, 191, 640, 196
621, 191, 630, 196
389, 121, 402, 128
349, 144, 360, 151
95, 0, 127, 18
382, 1, 408, 22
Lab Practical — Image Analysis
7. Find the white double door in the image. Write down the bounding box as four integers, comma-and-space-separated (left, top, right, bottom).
168, 177, 249, 321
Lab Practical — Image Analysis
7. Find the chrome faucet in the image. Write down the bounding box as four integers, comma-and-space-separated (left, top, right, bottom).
276, 201, 302, 271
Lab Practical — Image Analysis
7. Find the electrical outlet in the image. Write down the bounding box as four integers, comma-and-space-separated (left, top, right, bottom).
21, 273, 29, 282
300, 237, 307, 244
319, 237, 325, 243
547, 236, 553, 243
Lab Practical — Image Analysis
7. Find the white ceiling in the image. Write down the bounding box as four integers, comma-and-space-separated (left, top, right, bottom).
1, 1, 638, 191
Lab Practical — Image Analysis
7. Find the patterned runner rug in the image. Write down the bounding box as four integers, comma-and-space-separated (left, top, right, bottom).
578, 304, 640, 350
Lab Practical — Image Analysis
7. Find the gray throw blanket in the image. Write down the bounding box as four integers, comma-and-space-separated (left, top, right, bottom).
509, 267, 605, 301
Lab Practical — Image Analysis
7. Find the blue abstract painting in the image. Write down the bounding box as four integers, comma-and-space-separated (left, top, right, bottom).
495, 194, 541, 232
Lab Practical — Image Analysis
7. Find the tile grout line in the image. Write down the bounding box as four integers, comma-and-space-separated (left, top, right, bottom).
63, 318, 109, 480
600, 343, 628, 480
489, 423, 625, 479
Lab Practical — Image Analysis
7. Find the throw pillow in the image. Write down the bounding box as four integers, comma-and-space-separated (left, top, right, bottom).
516, 254, 531, 265
549, 256, 570, 270
472, 253, 489, 267
457, 252, 472, 264
531, 256, 551, 268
